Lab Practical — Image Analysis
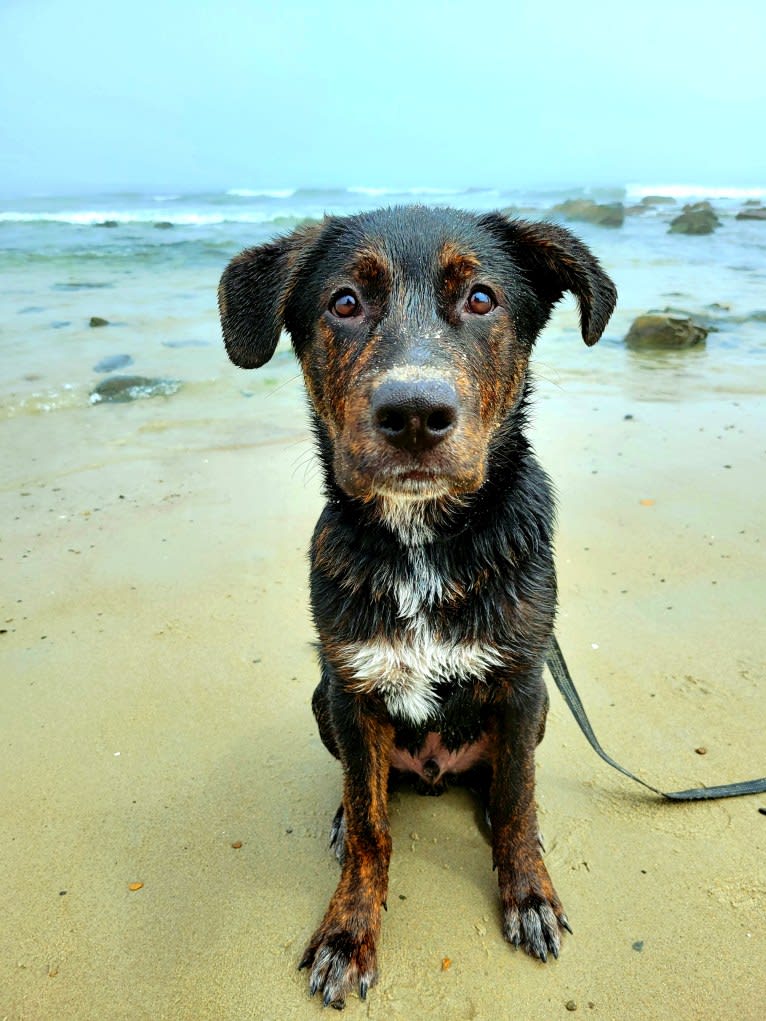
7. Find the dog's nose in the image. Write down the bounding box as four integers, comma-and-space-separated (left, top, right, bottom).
371, 379, 458, 452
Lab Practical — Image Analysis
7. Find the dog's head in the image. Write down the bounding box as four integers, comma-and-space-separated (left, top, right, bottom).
219, 206, 616, 504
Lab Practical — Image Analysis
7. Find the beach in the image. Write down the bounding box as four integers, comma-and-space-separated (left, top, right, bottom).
1, 186, 765, 1020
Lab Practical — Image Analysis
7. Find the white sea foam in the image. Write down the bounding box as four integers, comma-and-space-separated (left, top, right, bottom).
0, 209, 308, 225
226, 188, 296, 198
347, 185, 466, 197
626, 183, 766, 202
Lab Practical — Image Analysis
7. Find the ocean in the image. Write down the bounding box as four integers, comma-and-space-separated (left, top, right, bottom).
1, 183, 765, 419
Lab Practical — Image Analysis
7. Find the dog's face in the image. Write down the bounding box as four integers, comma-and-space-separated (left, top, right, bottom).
219, 207, 616, 503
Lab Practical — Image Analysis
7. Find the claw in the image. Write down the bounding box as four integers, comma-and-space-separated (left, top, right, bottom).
360, 978, 369, 1001
299, 948, 313, 971
559, 914, 573, 935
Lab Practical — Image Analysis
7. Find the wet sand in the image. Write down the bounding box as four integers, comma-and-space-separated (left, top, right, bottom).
2, 355, 764, 1020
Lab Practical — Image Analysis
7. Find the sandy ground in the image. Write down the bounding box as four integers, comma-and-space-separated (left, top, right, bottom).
2, 362, 764, 1021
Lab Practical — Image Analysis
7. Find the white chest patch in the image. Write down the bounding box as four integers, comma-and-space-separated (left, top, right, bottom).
338, 630, 504, 725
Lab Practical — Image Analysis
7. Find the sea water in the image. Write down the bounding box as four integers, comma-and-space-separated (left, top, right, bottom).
1, 184, 764, 420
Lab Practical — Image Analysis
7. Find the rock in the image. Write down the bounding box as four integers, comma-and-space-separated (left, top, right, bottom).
625, 314, 708, 350
89, 316, 109, 328
552, 198, 625, 227
54, 282, 113, 291
92, 354, 133, 373
89, 375, 181, 404
639, 195, 676, 206
736, 206, 766, 221
154, 221, 174, 229
161, 339, 211, 348
96, 220, 119, 228
669, 201, 720, 235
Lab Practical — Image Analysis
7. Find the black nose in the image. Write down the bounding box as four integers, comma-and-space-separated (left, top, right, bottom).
371, 379, 459, 452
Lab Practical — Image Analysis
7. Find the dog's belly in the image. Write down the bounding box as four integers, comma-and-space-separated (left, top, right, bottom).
390, 730, 489, 781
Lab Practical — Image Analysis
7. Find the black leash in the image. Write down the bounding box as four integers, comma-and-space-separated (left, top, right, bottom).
546, 636, 766, 801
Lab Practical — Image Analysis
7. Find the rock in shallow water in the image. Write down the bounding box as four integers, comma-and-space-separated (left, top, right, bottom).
92, 354, 133, 373
669, 201, 720, 235
625, 314, 708, 350
89, 316, 109, 327
89, 375, 181, 404
552, 198, 625, 227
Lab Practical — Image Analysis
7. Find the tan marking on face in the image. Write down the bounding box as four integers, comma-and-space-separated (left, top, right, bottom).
350, 247, 393, 295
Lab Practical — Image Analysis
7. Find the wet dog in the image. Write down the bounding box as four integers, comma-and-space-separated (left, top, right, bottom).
218, 206, 616, 1008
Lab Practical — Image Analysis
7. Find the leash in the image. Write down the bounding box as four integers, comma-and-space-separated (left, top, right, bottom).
546, 636, 766, 801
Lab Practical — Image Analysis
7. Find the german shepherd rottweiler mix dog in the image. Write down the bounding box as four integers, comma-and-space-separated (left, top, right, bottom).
219, 206, 616, 1008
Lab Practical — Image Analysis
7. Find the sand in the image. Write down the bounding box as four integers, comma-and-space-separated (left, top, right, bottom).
2, 354, 764, 1021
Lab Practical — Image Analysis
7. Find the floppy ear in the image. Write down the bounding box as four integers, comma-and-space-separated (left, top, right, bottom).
218, 225, 319, 368
479, 213, 617, 346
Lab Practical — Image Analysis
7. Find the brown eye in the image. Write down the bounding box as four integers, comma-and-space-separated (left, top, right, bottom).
330, 290, 360, 318
466, 286, 495, 315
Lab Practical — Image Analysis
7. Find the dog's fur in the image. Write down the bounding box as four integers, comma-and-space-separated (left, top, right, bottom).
219, 206, 616, 1008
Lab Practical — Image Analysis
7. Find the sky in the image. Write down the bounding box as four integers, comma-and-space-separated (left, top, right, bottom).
1, 0, 765, 197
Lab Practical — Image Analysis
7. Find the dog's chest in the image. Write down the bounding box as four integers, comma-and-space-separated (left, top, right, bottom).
338, 547, 504, 725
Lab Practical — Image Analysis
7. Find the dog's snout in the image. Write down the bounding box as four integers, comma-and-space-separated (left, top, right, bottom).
371, 379, 458, 453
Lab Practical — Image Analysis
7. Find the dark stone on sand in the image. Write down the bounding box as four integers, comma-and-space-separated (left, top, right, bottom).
736, 206, 766, 221
154, 221, 174, 229
639, 195, 676, 206
89, 316, 109, 328
89, 375, 182, 404
161, 338, 211, 348
54, 282, 113, 291
748, 310, 766, 323
96, 220, 119, 228
669, 201, 720, 235
552, 198, 625, 227
625, 314, 708, 350
93, 354, 133, 373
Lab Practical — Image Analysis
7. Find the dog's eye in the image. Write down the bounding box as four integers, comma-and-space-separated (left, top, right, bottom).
330, 290, 361, 319
466, 287, 496, 315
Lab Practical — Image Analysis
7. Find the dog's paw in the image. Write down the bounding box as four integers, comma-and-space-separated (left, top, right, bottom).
329, 804, 346, 865
502, 893, 571, 962
499, 859, 569, 963
299, 928, 377, 1009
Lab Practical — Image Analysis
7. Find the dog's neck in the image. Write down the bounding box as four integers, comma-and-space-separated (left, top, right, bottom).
374, 492, 465, 547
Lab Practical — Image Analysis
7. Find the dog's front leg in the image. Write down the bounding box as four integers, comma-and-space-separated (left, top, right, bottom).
489, 677, 570, 962
300, 692, 394, 1008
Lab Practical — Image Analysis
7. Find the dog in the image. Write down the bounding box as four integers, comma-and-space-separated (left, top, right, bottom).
218, 205, 616, 1009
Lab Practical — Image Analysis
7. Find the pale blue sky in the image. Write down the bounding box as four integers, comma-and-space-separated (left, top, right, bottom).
1, 0, 764, 196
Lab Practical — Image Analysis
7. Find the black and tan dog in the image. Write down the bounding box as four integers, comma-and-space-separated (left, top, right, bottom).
219, 206, 616, 1008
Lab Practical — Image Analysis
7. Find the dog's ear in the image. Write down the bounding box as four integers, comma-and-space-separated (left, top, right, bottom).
479, 213, 617, 346
218, 225, 319, 368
